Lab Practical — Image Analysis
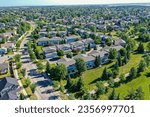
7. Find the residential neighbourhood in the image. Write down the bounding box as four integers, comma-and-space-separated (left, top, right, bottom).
0, 4, 150, 100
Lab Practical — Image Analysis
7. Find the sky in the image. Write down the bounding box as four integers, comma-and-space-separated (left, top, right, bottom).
0, 0, 150, 7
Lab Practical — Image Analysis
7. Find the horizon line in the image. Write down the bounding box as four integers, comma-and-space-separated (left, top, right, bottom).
0, 2, 150, 8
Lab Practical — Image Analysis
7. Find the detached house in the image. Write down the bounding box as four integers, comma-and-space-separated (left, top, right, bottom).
65, 35, 80, 43
74, 54, 95, 69
38, 37, 50, 46
113, 39, 126, 47
49, 37, 63, 45
56, 44, 71, 54
88, 50, 109, 64
0, 77, 20, 100
0, 42, 15, 51
70, 40, 85, 51
43, 46, 58, 60
82, 38, 96, 48
57, 58, 76, 75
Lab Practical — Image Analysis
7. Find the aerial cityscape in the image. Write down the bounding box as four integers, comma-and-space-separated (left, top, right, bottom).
0, 1, 150, 100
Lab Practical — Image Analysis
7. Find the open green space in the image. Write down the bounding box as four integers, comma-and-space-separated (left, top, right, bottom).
116, 66, 150, 100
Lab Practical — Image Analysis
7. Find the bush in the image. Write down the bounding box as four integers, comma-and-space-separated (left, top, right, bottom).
30, 83, 37, 93
20, 93, 25, 100
24, 78, 31, 88
52, 81, 60, 90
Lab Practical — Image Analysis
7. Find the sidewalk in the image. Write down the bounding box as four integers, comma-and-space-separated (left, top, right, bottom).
13, 68, 30, 100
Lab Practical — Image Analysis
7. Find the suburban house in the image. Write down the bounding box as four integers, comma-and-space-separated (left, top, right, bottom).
65, 35, 80, 43
0, 42, 15, 51
74, 54, 95, 69
43, 46, 58, 59
56, 44, 72, 54
88, 50, 109, 64
70, 40, 85, 51
50, 31, 57, 37
82, 38, 96, 48
57, 58, 76, 75
49, 37, 63, 45
103, 45, 124, 53
101, 35, 112, 44
38, 37, 50, 46
113, 39, 126, 47
1, 30, 17, 39
0, 63, 9, 74
59, 31, 67, 37
0, 77, 20, 100
39, 31, 47, 37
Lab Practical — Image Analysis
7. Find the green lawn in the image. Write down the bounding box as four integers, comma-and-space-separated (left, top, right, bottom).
116, 66, 150, 100
81, 53, 142, 90
119, 54, 143, 75
36, 46, 43, 54
60, 53, 143, 99
81, 62, 114, 90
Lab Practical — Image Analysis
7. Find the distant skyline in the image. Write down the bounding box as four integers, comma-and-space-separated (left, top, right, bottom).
0, 0, 150, 7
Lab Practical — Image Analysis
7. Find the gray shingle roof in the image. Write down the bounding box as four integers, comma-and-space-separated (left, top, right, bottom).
0, 63, 9, 71
74, 54, 95, 62
57, 58, 76, 67
0, 77, 19, 92
38, 37, 50, 42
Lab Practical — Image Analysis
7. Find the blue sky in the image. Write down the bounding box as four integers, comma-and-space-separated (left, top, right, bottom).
0, 0, 150, 6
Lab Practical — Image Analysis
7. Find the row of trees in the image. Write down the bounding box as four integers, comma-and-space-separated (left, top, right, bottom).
14, 54, 37, 100
27, 41, 37, 61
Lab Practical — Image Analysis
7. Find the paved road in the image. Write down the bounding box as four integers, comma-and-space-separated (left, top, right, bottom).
20, 22, 61, 100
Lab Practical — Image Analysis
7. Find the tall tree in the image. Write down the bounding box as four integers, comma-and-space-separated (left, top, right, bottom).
77, 77, 84, 91
109, 88, 119, 100
37, 62, 44, 73
108, 48, 117, 60
138, 60, 146, 73
119, 73, 126, 83
30, 83, 37, 93
53, 64, 67, 81
144, 54, 150, 67
65, 75, 72, 89
75, 58, 87, 75
147, 42, 150, 52
129, 67, 137, 79
14, 54, 21, 62
137, 42, 144, 53
96, 81, 106, 98
101, 67, 109, 80
46, 61, 51, 74
57, 50, 64, 57
94, 56, 101, 68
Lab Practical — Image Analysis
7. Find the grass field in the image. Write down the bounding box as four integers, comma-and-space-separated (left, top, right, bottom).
81, 53, 143, 90
60, 52, 144, 99
116, 66, 150, 100
36, 46, 43, 54
81, 62, 114, 90
119, 54, 143, 75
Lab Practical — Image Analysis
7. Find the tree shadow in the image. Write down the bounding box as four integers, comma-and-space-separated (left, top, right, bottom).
145, 72, 150, 78
89, 78, 100, 85
36, 80, 50, 88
